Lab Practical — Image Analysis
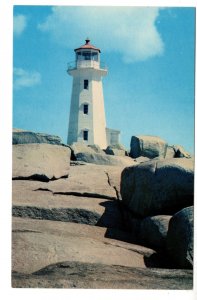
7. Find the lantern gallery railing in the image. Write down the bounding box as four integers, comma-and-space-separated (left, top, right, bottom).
67, 60, 107, 71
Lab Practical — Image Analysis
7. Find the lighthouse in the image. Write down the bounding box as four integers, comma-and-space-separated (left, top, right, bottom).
67, 38, 108, 149
67, 38, 120, 149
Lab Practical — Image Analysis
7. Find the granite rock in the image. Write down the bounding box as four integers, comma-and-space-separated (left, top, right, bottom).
13, 129, 63, 145
166, 206, 194, 269
139, 215, 171, 249
120, 158, 194, 217
13, 143, 71, 181
173, 145, 191, 158
76, 152, 137, 166
130, 135, 168, 159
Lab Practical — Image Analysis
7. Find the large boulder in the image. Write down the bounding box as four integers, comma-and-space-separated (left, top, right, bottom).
76, 152, 137, 167
88, 144, 105, 154
70, 142, 94, 155
13, 129, 63, 145
105, 144, 127, 156
173, 145, 191, 158
130, 135, 167, 159
139, 215, 171, 249
165, 146, 175, 159
120, 158, 194, 217
166, 206, 194, 269
121, 208, 142, 242
13, 143, 71, 181
70, 142, 106, 160
121, 208, 171, 249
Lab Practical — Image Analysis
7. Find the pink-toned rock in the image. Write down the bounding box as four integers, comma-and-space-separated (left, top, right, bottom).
12, 217, 154, 275
13, 143, 71, 181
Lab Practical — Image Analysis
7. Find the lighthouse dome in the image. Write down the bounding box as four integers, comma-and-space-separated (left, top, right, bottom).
74, 38, 101, 53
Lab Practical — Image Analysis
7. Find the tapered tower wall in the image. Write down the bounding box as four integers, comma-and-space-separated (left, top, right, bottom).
67, 39, 108, 149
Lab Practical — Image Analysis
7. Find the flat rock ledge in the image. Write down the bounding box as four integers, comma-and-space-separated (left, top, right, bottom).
13, 143, 71, 181
12, 261, 193, 289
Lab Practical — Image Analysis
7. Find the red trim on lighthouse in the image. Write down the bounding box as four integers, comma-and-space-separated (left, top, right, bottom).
74, 38, 101, 53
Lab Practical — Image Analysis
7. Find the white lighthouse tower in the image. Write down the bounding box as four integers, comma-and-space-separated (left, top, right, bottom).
67, 38, 108, 149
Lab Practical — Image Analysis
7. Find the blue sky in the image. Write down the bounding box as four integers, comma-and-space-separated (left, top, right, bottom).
13, 6, 195, 152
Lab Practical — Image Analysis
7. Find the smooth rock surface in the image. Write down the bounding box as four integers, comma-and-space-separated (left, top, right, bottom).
167, 206, 194, 269
44, 164, 119, 199
13, 143, 71, 181
76, 152, 136, 166
130, 135, 168, 159
121, 210, 171, 249
70, 142, 95, 155
120, 158, 194, 217
12, 179, 123, 228
105, 144, 127, 156
12, 218, 154, 275
139, 215, 172, 249
165, 146, 175, 159
134, 156, 150, 164
12, 261, 193, 289
88, 144, 106, 154
13, 130, 63, 145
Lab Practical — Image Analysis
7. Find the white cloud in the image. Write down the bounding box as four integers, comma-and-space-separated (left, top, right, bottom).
13, 14, 27, 36
13, 68, 41, 90
38, 6, 164, 63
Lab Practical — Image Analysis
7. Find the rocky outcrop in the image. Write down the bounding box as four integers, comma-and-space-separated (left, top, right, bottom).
134, 156, 150, 164
120, 210, 171, 249
76, 152, 136, 166
70, 142, 95, 156
41, 164, 120, 200
88, 144, 105, 154
120, 156, 194, 268
12, 218, 154, 275
12, 130, 194, 288
165, 146, 175, 159
130, 135, 168, 159
12, 166, 124, 229
12, 163, 130, 230
120, 158, 194, 217
173, 145, 191, 158
13, 130, 63, 145
105, 144, 127, 156
13, 218, 192, 289
166, 206, 194, 269
70, 142, 133, 166
139, 215, 171, 249
12, 260, 192, 289
70, 141, 105, 155
70, 142, 134, 166
13, 143, 71, 181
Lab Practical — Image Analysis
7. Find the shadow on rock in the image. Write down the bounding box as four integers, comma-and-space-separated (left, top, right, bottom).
144, 252, 178, 269
96, 200, 124, 230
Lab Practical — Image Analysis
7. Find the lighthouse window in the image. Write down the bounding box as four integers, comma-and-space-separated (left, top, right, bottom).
84, 79, 89, 89
83, 52, 91, 60
83, 104, 89, 114
92, 52, 98, 61
83, 130, 88, 141
76, 52, 82, 60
